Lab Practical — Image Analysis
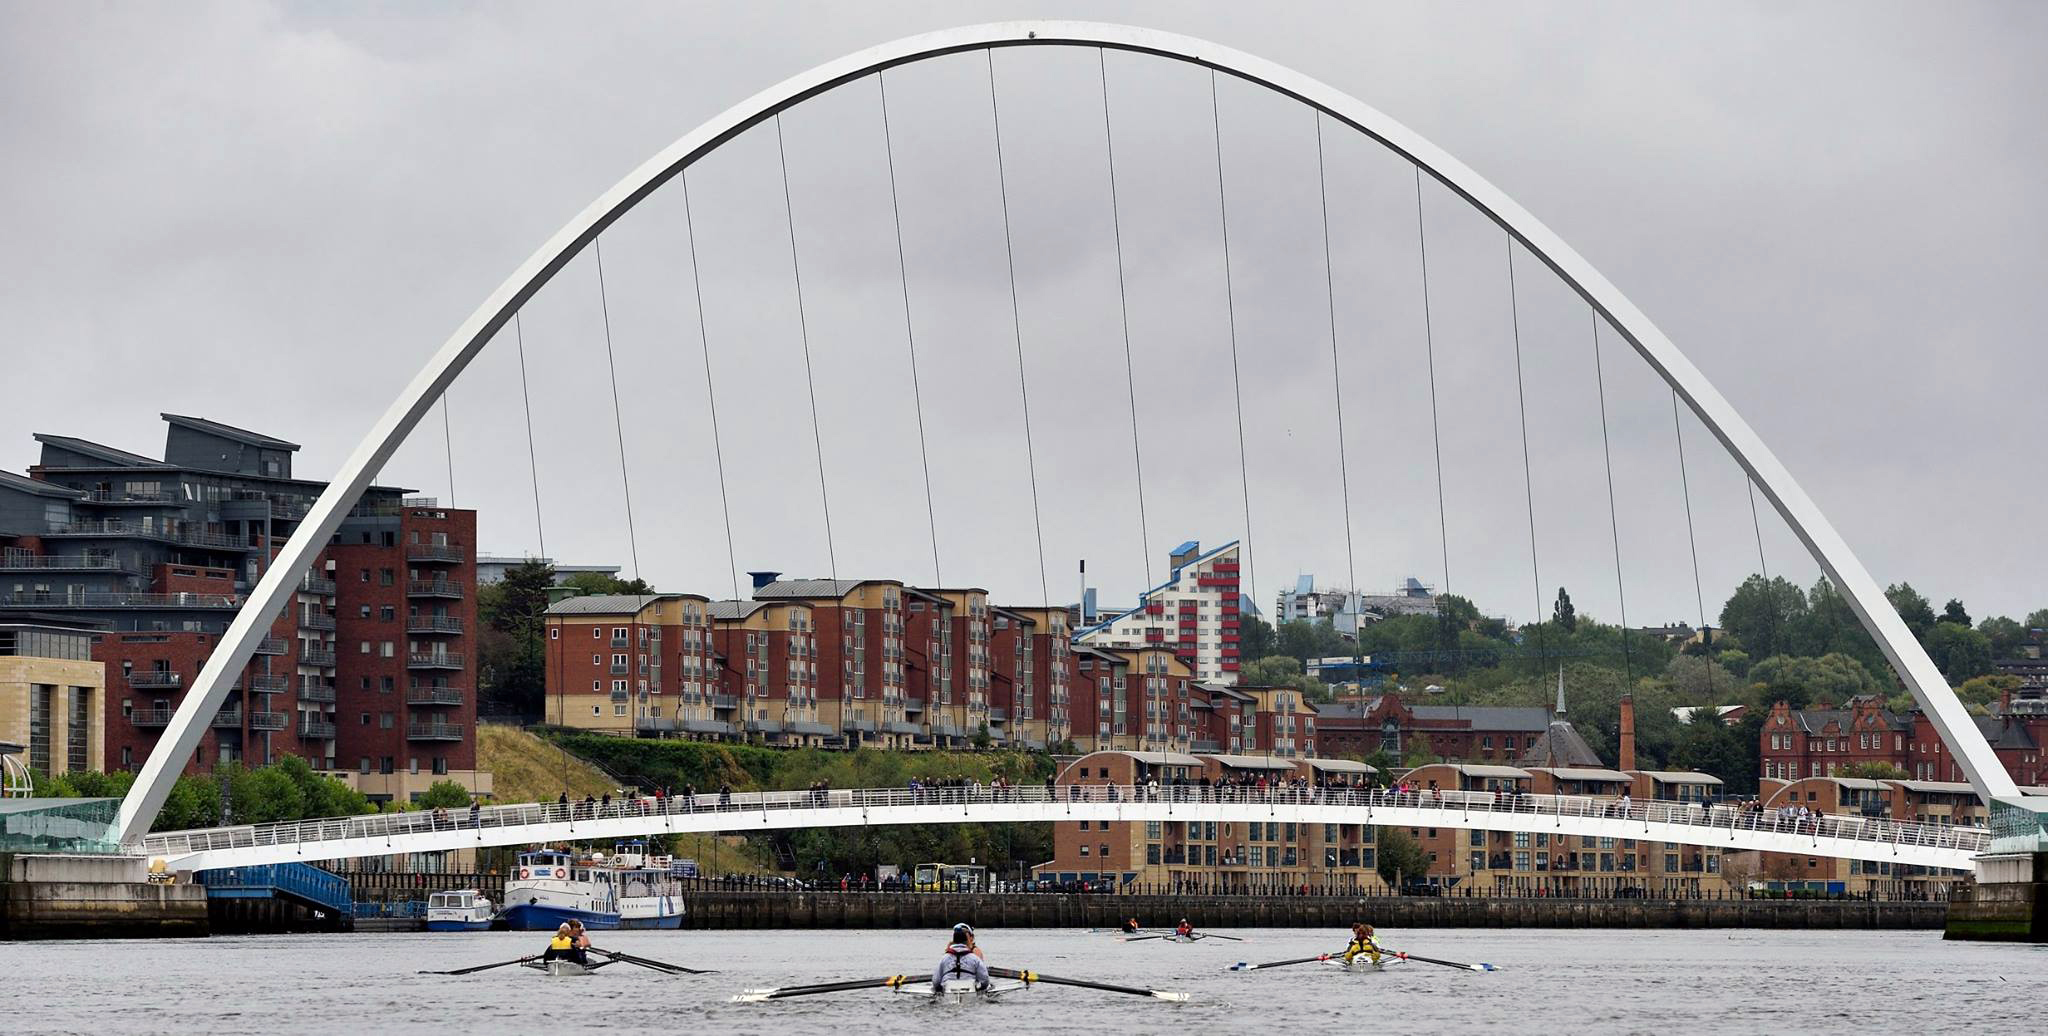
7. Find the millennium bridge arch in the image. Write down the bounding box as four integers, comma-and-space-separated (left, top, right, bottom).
113, 21, 2016, 844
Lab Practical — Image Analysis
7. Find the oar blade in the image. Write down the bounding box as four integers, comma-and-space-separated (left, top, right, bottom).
1151, 990, 1192, 1002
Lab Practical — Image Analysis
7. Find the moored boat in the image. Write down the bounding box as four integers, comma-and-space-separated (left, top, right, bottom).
500, 844, 686, 931
426, 888, 495, 932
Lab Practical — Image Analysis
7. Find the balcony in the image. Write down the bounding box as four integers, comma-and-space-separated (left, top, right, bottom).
298, 719, 337, 740
0, 591, 240, 609
407, 652, 465, 670
81, 488, 177, 504
247, 712, 289, 731
129, 708, 174, 728
300, 613, 337, 632
406, 721, 465, 742
211, 710, 243, 729
46, 520, 249, 551
406, 579, 465, 599
0, 551, 130, 572
711, 694, 737, 710
127, 670, 182, 689
299, 575, 337, 596
244, 675, 290, 694
299, 648, 337, 668
406, 544, 466, 564
299, 683, 337, 703
405, 686, 464, 706
254, 637, 289, 656
406, 616, 465, 635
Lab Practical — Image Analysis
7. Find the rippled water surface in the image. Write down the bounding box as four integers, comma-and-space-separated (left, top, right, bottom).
10, 927, 2042, 1034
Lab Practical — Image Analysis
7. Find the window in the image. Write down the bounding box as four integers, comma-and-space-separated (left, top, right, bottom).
1078, 844, 1090, 857
592, 627, 602, 639
379, 642, 395, 658
380, 605, 395, 622
379, 568, 395, 586
380, 713, 394, 729
359, 641, 371, 655
1099, 844, 1109, 859
591, 705, 601, 716
359, 569, 370, 583
550, 628, 560, 640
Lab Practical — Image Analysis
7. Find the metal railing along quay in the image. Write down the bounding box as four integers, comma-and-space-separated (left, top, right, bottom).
136, 784, 1995, 864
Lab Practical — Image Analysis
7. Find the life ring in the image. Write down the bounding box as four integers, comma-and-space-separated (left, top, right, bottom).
518, 867, 529, 880
555, 867, 567, 879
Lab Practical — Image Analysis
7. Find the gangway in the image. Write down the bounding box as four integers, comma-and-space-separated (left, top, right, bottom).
141, 785, 1988, 874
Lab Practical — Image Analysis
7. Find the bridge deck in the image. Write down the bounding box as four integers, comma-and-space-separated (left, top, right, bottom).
138, 786, 1987, 873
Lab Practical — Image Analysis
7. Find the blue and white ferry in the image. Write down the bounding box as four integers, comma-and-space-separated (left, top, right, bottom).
425, 888, 494, 932
501, 844, 685, 931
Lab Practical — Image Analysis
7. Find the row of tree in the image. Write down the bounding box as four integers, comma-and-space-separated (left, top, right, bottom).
41, 757, 478, 831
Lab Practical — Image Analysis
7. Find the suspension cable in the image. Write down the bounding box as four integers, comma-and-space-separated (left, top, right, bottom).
1506, 240, 1545, 655
440, 397, 456, 506
1097, 47, 1152, 587
1414, 168, 1451, 603
1746, 480, 1770, 580
679, 170, 742, 604
1590, 314, 1633, 682
773, 113, 840, 584
985, 49, 1052, 609
591, 238, 643, 585
514, 311, 566, 793
1207, 68, 1257, 626
1313, 111, 1359, 658
1671, 390, 1716, 697
876, 70, 943, 587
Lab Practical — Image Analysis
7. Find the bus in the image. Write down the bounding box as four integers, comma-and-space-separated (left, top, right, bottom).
913, 863, 990, 892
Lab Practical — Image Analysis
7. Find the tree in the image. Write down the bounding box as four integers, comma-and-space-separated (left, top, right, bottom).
2027, 609, 2048, 635
1956, 674, 2021, 710
1552, 587, 1577, 634
1275, 619, 1351, 666
561, 571, 655, 597
1940, 598, 1971, 628
1375, 826, 1430, 888
1237, 614, 1276, 661
417, 780, 475, 809
479, 559, 557, 717
1665, 653, 1738, 699
1240, 655, 1303, 688
1923, 622, 1993, 684
1787, 578, 1887, 678
1719, 574, 1807, 661
227, 764, 305, 825
1747, 653, 1878, 709
1885, 583, 1936, 645
1977, 616, 2025, 660
1838, 761, 1909, 780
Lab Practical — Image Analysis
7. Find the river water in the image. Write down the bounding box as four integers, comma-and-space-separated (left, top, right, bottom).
9, 927, 2041, 1034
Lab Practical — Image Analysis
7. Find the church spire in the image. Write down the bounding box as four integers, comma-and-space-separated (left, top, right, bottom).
1554, 664, 1567, 717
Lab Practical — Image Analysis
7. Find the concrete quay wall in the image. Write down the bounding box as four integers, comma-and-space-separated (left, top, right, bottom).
681, 891, 1945, 931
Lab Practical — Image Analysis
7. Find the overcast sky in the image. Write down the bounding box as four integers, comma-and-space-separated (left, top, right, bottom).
3, 1, 2042, 629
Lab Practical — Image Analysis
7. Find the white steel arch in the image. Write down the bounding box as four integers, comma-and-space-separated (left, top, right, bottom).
113, 21, 2015, 845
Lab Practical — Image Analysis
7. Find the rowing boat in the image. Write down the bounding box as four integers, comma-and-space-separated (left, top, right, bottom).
523, 959, 598, 977
1321, 956, 1403, 973
906, 980, 1026, 1003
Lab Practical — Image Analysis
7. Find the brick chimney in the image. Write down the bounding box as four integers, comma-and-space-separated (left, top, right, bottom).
1619, 694, 1637, 772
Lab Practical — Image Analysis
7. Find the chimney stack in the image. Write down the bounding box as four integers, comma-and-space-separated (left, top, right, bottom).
1619, 694, 1637, 772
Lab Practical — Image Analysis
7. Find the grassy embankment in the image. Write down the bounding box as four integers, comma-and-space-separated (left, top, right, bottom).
478, 723, 771, 872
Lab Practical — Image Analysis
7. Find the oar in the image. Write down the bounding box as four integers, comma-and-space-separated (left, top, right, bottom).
1193, 932, 1244, 942
1388, 950, 1498, 972
1228, 953, 1345, 972
731, 975, 921, 1002
419, 954, 537, 975
989, 966, 1190, 1002
1122, 934, 1165, 942
594, 948, 716, 975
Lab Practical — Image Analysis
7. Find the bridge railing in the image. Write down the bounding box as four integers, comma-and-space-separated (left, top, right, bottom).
136, 784, 1992, 860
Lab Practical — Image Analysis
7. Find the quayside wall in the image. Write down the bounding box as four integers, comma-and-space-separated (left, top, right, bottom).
679, 891, 1944, 931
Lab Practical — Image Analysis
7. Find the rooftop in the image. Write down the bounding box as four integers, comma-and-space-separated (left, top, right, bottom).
32, 433, 160, 468
544, 594, 669, 616
161, 413, 300, 451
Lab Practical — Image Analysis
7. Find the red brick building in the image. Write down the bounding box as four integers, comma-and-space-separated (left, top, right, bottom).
0, 415, 483, 802
1759, 693, 2048, 787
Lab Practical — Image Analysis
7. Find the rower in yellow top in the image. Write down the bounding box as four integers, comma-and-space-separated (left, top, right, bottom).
542, 923, 587, 965
1342, 923, 1382, 967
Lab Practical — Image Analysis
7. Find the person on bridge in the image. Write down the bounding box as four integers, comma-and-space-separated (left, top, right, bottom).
1342, 923, 1383, 966
933, 923, 991, 994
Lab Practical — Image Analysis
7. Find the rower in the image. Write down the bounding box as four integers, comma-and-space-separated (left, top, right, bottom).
567, 919, 593, 963
933, 923, 991, 994
1120, 917, 1141, 934
1174, 918, 1194, 938
1342, 923, 1382, 966
542, 923, 582, 964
